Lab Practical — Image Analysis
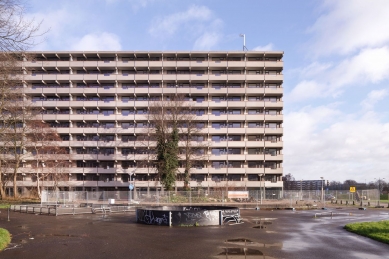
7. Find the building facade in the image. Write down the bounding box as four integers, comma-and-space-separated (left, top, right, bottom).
18, 51, 283, 193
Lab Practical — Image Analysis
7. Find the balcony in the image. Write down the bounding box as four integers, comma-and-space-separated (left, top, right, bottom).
245, 128, 265, 134
264, 128, 283, 134
209, 74, 227, 81
190, 61, 208, 67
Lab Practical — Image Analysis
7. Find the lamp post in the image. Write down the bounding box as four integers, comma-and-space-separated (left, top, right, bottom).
300, 179, 303, 201
129, 171, 134, 204
320, 177, 324, 208
374, 177, 385, 207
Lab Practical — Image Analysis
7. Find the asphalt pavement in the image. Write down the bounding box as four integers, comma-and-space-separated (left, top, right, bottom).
0, 207, 388, 259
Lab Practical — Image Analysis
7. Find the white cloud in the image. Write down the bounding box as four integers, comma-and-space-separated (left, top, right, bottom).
287, 47, 389, 102
360, 89, 388, 110
148, 5, 223, 50
129, 0, 158, 11
308, 0, 389, 56
70, 32, 122, 50
148, 5, 212, 37
253, 43, 274, 51
193, 32, 221, 50
284, 105, 389, 182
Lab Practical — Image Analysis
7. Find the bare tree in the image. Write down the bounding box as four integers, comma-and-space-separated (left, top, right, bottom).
27, 120, 69, 197
0, 0, 44, 52
1, 97, 39, 198
0, 0, 44, 199
149, 94, 209, 191
179, 108, 209, 190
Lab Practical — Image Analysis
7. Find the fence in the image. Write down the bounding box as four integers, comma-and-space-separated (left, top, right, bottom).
41, 189, 379, 207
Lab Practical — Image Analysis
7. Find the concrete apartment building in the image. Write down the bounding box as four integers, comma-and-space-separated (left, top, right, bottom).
18, 51, 283, 194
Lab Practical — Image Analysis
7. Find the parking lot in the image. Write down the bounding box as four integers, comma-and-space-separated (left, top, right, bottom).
0, 207, 388, 259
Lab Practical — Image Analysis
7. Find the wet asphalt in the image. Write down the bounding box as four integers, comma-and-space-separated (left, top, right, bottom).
0, 207, 388, 259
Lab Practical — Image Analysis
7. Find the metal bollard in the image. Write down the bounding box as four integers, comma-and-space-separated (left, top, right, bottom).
7, 207, 10, 221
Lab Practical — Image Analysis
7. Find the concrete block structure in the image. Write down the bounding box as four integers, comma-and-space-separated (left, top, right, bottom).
18, 51, 283, 193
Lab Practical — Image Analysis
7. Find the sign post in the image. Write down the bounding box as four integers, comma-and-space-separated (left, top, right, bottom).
129, 184, 134, 204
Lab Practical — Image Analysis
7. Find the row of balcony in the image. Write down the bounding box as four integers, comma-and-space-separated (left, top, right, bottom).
8, 127, 283, 135
24, 87, 283, 95
23, 60, 283, 69
41, 153, 282, 161
22, 74, 283, 82
31, 100, 284, 108
56, 140, 283, 148
39, 114, 283, 121
54, 127, 284, 135
13, 167, 283, 175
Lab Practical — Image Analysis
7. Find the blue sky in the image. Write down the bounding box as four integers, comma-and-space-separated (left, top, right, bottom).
25, 0, 389, 183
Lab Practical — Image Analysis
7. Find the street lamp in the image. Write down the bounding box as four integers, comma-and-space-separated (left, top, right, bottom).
300, 179, 303, 201
320, 177, 324, 208
129, 171, 134, 204
374, 177, 385, 207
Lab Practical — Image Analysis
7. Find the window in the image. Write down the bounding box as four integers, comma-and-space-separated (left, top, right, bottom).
248, 135, 261, 141
228, 122, 240, 128
101, 96, 115, 102
248, 96, 262, 101
102, 110, 114, 116
122, 83, 135, 89
122, 96, 134, 102
228, 110, 241, 114
212, 135, 226, 142
196, 123, 205, 129
248, 83, 262, 88
192, 96, 205, 103
121, 122, 134, 129
248, 109, 263, 114
122, 135, 136, 142
248, 122, 263, 128
229, 135, 241, 141
248, 148, 262, 155
227, 96, 241, 101
264, 97, 277, 102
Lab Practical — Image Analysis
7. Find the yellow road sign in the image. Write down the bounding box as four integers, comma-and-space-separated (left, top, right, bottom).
350, 186, 356, 193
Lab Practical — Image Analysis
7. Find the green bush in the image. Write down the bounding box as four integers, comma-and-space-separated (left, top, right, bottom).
345, 221, 389, 244
0, 228, 11, 251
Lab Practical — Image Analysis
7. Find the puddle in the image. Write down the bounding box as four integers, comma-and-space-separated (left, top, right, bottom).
225, 239, 282, 249
17, 225, 28, 229
218, 247, 263, 255
226, 238, 254, 244
253, 225, 266, 229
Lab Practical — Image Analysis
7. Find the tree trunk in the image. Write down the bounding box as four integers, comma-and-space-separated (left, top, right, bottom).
13, 168, 18, 198
36, 169, 41, 199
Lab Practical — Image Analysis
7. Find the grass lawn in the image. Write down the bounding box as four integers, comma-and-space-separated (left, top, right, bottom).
0, 204, 10, 209
345, 221, 389, 245
0, 228, 11, 251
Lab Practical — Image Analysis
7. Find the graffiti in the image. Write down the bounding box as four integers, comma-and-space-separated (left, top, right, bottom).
155, 214, 168, 225
183, 206, 201, 211
223, 209, 239, 215
203, 210, 218, 221
183, 212, 203, 220
137, 206, 240, 226
137, 210, 169, 225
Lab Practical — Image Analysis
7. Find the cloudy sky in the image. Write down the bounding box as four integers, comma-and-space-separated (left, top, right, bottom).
25, 0, 389, 182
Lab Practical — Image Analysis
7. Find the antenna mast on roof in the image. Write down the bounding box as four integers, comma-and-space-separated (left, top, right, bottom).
239, 34, 249, 51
